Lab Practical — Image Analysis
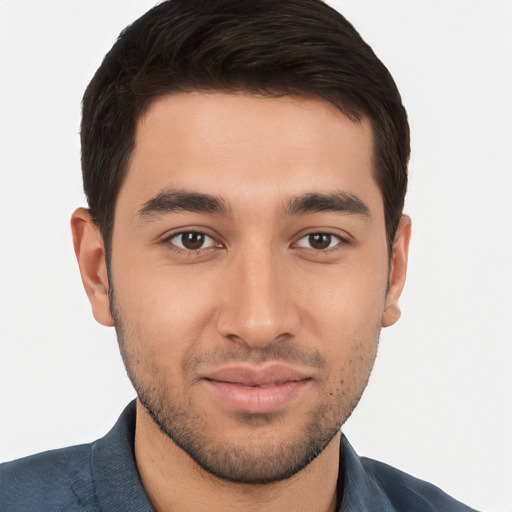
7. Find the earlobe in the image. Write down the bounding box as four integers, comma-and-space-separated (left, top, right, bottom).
70, 208, 114, 327
382, 215, 412, 328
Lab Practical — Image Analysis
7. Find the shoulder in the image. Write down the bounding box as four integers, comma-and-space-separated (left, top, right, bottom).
0, 444, 100, 512
361, 457, 478, 512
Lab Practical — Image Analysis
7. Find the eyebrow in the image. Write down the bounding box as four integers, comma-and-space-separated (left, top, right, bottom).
137, 188, 370, 221
138, 189, 232, 219
284, 191, 370, 218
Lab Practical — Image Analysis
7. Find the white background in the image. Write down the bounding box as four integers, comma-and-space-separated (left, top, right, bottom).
1, 1, 511, 511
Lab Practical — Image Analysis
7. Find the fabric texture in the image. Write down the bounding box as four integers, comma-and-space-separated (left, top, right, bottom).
0, 401, 478, 511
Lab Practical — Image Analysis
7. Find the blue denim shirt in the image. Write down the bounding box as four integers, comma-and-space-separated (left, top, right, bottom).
0, 401, 478, 511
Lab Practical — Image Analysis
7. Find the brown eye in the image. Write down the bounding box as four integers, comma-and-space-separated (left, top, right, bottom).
309, 234, 331, 249
296, 233, 341, 250
170, 231, 215, 251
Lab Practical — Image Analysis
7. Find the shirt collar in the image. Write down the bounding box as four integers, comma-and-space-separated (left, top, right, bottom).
91, 401, 155, 511
90, 401, 395, 512
338, 434, 396, 512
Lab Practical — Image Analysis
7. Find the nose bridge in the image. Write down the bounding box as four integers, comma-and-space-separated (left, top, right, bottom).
216, 241, 297, 347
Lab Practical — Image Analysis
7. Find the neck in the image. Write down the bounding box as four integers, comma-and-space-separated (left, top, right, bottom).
134, 400, 340, 512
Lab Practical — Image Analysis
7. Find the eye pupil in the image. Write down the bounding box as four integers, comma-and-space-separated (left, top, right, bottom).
309, 233, 331, 250
182, 232, 205, 250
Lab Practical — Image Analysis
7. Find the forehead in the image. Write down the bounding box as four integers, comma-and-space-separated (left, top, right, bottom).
119, 91, 381, 215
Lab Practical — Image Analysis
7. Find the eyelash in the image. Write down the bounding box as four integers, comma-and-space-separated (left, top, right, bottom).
163, 229, 348, 255
293, 231, 347, 251
164, 231, 219, 254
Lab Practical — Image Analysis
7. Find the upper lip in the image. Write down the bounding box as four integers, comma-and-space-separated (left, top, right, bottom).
203, 364, 312, 387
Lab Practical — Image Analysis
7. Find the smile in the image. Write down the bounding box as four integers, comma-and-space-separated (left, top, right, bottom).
202, 365, 312, 414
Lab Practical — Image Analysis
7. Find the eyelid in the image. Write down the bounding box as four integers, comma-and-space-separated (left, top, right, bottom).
171, 232, 215, 249
292, 230, 350, 251
162, 228, 223, 253
159, 226, 351, 254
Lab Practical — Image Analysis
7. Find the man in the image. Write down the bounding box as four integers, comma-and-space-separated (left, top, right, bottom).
0, 0, 479, 510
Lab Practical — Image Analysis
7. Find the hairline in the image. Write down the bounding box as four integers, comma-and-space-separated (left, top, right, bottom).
101, 87, 395, 266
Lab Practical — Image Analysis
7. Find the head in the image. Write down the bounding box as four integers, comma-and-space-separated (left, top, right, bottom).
72, 0, 411, 486
81, 0, 409, 258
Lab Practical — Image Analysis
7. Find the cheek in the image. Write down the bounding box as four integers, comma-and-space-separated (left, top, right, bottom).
112, 262, 218, 360
300, 262, 388, 332
298, 264, 386, 377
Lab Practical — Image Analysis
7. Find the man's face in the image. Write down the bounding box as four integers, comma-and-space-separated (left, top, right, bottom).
104, 92, 406, 483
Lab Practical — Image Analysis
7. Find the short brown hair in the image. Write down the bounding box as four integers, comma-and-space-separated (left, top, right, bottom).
81, 0, 409, 255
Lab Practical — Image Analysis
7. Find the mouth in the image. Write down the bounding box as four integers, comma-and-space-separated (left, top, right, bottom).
202, 364, 312, 414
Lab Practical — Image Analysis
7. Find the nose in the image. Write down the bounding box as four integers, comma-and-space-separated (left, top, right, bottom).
215, 245, 300, 349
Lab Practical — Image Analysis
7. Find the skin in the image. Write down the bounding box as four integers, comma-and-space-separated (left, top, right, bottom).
71, 92, 411, 512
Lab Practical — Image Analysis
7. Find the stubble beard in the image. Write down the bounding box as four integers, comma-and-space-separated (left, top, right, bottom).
111, 299, 379, 485
133, 377, 345, 484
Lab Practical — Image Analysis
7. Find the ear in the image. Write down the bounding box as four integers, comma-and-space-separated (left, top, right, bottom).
71, 208, 114, 327
382, 215, 412, 328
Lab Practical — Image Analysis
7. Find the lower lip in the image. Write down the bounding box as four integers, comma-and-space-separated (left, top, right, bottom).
204, 379, 310, 414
